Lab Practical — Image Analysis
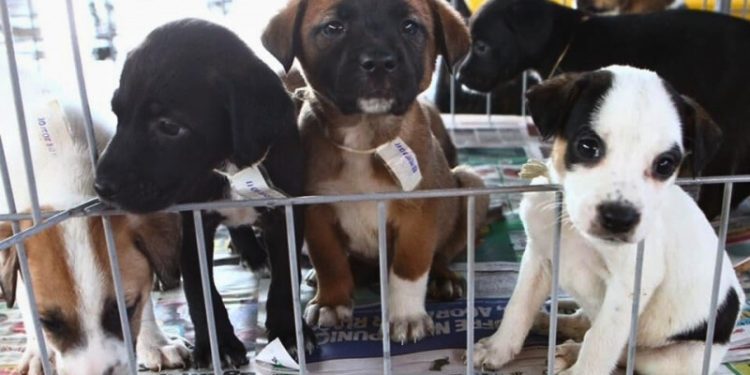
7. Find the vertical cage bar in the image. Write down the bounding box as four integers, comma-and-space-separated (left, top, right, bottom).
701, 182, 733, 375
64, 0, 98, 167
377, 201, 392, 375
284, 205, 307, 374
465, 196, 477, 375
743, 0, 748, 18
625, 240, 646, 375
102, 217, 138, 374
0, 138, 53, 375
485, 93, 492, 126
546, 191, 563, 375
1, 0, 42, 224
192, 210, 223, 374
521, 71, 528, 119
716, 0, 732, 13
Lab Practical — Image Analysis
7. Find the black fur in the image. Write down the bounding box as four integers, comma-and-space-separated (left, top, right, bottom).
459, 0, 750, 218
94, 19, 312, 366
671, 288, 740, 344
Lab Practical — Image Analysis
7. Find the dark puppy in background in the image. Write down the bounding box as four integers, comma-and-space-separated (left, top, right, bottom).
458, 0, 750, 219
432, 0, 539, 115
95, 19, 311, 366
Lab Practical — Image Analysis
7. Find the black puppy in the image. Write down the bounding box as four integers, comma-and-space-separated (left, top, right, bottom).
458, 0, 750, 219
433, 0, 538, 115
94, 19, 312, 367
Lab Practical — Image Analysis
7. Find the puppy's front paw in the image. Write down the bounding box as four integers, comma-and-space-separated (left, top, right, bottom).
267, 314, 317, 356
304, 302, 353, 327
427, 270, 465, 301
471, 335, 517, 371
16, 344, 54, 375
137, 333, 191, 371
390, 311, 434, 343
192, 334, 248, 369
554, 340, 581, 374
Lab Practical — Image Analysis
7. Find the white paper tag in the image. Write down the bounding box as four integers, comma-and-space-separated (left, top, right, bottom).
376, 136, 422, 191
228, 166, 287, 200
254, 338, 300, 371
35, 100, 69, 157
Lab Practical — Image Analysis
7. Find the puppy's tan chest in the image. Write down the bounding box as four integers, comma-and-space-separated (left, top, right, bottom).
313, 152, 399, 258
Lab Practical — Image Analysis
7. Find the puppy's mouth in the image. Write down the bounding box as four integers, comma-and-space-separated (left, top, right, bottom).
586, 226, 638, 245
98, 184, 176, 214
357, 97, 395, 114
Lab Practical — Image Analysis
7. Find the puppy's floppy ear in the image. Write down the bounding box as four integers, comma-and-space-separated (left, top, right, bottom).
224, 63, 298, 167
677, 95, 722, 177
129, 213, 182, 289
526, 72, 584, 139
262, 0, 308, 73
431, 0, 471, 71
0, 223, 19, 308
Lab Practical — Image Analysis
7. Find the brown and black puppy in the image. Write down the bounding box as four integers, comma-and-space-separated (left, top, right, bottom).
263, 0, 488, 343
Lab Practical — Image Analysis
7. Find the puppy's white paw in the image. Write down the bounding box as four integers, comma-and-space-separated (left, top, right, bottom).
554, 340, 581, 374
304, 302, 353, 327
137, 331, 191, 371
16, 344, 54, 375
471, 335, 517, 371
390, 311, 434, 343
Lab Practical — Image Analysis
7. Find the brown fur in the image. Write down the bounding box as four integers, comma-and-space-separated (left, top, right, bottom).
0, 212, 180, 353
552, 138, 568, 177
265, 0, 488, 323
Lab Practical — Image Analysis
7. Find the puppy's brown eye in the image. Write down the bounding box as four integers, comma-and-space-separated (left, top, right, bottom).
323, 21, 345, 36
402, 20, 419, 35
575, 137, 603, 161
653, 156, 678, 179
157, 119, 185, 137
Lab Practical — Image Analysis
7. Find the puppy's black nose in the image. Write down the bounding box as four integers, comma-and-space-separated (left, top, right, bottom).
597, 202, 641, 234
94, 178, 119, 200
359, 51, 397, 73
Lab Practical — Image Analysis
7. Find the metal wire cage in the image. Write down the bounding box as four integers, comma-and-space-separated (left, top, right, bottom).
1, 0, 750, 374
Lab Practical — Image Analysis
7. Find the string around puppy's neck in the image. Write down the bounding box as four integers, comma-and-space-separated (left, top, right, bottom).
547, 16, 589, 79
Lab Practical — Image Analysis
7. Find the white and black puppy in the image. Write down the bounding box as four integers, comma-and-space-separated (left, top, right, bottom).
472, 66, 743, 375
0, 91, 189, 374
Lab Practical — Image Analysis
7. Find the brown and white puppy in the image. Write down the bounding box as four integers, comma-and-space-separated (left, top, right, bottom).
263, 0, 489, 343
0, 99, 189, 375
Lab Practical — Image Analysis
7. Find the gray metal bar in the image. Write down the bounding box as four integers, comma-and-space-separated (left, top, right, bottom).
625, 240, 646, 375
703, 0, 709, 10
192, 210, 223, 374
716, 0, 732, 13
485, 93, 492, 126
283, 205, 307, 374
521, 70, 528, 119
701, 182, 733, 375
0, 199, 98, 252
465, 196, 476, 375
64, 0, 98, 167
377, 201, 392, 375
546, 191, 563, 375
5, 174, 750, 221
1, 0, 42, 224
102, 217, 137, 374
0, 138, 53, 375
743, 0, 748, 18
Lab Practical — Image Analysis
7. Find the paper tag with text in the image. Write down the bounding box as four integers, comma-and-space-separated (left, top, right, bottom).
35, 100, 69, 157
228, 166, 287, 200
376, 137, 422, 191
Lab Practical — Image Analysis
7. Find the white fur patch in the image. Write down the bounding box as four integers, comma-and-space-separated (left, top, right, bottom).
358, 98, 394, 114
